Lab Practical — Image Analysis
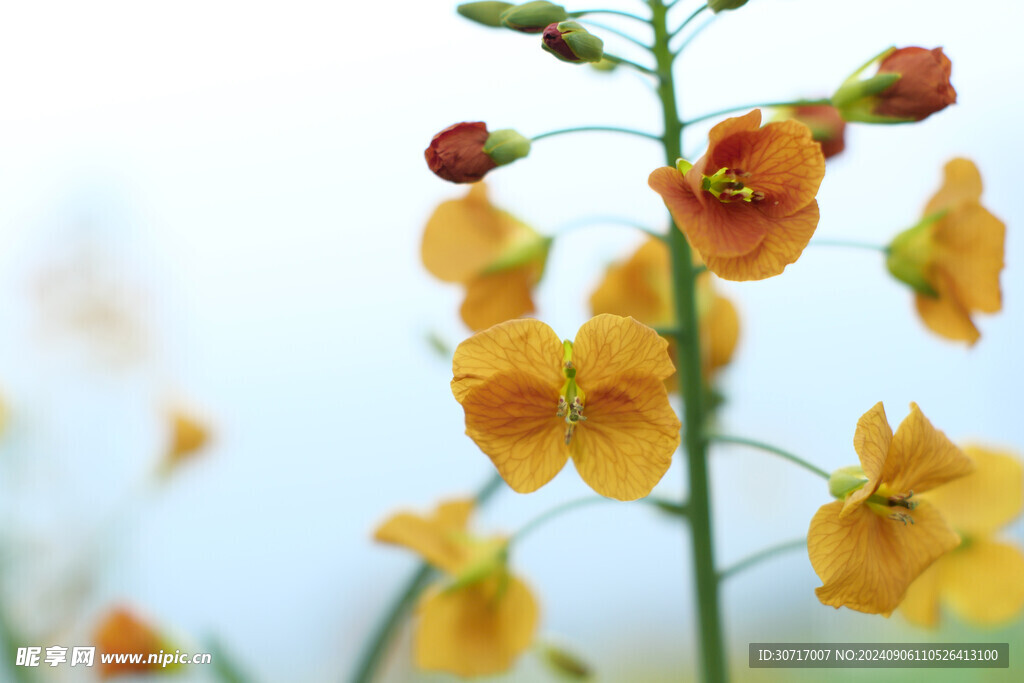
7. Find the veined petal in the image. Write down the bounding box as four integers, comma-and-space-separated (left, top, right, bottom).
932, 203, 1005, 314
707, 120, 825, 218
702, 200, 819, 281
573, 314, 675, 388
924, 158, 984, 217
452, 319, 564, 404
415, 576, 539, 677
842, 402, 891, 517
569, 374, 679, 500
461, 370, 569, 493
885, 403, 974, 494
649, 167, 768, 258
899, 561, 942, 627
926, 446, 1023, 537
809, 500, 960, 615
940, 539, 1024, 625
461, 267, 537, 332
707, 109, 762, 146
422, 184, 516, 283
915, 274, 980, 345
375, 499, 475, 575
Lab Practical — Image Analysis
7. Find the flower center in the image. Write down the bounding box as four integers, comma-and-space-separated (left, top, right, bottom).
701, 167, 765, 204
869, 485, 918, 524
556, 342, 586, 445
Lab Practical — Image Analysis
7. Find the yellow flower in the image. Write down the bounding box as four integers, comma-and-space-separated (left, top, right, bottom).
94, 607, 178, 678
421, 183, 551, 331
886, 158, 1005, 344
161, 408, 210, 474
374, 499, 539, 677
588, 237, 740, 382
452, 314, 680, 501
900, 446, 1024, 626
808, 402, 974, 615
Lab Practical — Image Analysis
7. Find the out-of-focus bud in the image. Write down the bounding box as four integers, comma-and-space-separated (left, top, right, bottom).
425, 122, 531, 183
589, 57, 618, 72
457, 2, 515, 27
781, 104, 846, 159
541, 21, 604, 64
886, 214, 942, 297
539, 641, 593, 680
500, 1, 568, 33
833, 46, 956, 123
709, 0, 750, 12
482, 129, 532, 166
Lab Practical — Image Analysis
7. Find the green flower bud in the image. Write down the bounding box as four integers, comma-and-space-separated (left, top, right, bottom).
709, 0, 750, 12
541, 21, 604, 64
457, 2, 515, 28
482, 128, 531, 166
500, 1, 568, 33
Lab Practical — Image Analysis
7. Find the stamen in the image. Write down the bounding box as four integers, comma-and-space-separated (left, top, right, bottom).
559, 396, 586, 445
889, 512, 914, 525
887, 491, 917, 510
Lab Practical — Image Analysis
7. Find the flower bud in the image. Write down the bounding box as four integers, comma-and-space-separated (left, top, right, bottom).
834, 46, 956, 123
709, 0, 750, 12
457, 2, 515, 27
781, 105, 846, 159
500, 1, 568, 33
482, 128, 532, 166
425, 122, 497, 183
541, 21, 604, 64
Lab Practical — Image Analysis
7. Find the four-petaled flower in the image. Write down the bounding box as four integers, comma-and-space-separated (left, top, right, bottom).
375, 499, 538, 677
649, 110, 825, 281
808, 402, 974, 615
886, 158, 1005, 345
422, 183, 551, 331
452, 314, 680, 500
900, 446, 1024, 626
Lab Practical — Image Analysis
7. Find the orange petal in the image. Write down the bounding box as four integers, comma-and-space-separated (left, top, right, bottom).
95, 608, 166, 678
569, 374, 680, 500
375, 499, 475, 574
885, 403, 974, 495
452, 318, 564, 404
702, 199, 819, 281
914, 273, 980, 345
926, 445, 1023, 537
932, 202, 1005, 314
809, 500, 960, 615
939, 539, 1024, 625
842, 402, 891, 517
706, 120, 825, 218
924, 158, 984, 217
573, 314, 676, 389
461, 370, 569, 493
707, 109, 763, 146
415, 576, 539, 677
703, 284, 740, 373
460, 267, 537, 332
899, 560, 943, 627
589, 238, 673, 327
649, 167, 768, 258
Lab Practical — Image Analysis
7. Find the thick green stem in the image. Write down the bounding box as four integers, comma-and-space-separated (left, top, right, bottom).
650, 1, 728, 681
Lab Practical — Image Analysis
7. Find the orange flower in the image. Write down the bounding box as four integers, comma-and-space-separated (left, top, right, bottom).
452, 314, 680, 500
95, 608, 175, 678
422, 183, 551, 331
808, 402, 974, 615
375, 499, 539, 677
588, 237, 739, 381
780, 104, 846, 159
160, 408, 210, 475
886, 158, 1005, 345
648, 110, 825, 281
425, 122, 530, 183
901, 446, 1024, 626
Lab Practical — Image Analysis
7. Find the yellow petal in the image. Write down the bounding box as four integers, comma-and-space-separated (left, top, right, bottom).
164, 410, 210, 470
573, 314, 675, 390
460, 267, 537, 332
932, 202, 1005, 314
374, 499, 475, 574
452, 318, 564, 404
569, 374, 680, 500
899, 560, 943, 627
842, 402, 891, 517
589, 238, 673, 327
926, 445, 1023, 537
415, 576, 539, 678
915, 275, 980, 345
461, 370, 569, 494
702, 199, 819, 281
703, 284, 740, 374
923, 158, 983, 217
808, 500, 959, 615
939, 539, 1024, 625
885, 403, 974, 495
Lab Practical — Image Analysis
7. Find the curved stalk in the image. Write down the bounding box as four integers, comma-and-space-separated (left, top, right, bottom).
718, 538, 807, 581
683, 98, 832, 127
531, 125, 662, 143
708, 434, 830, 480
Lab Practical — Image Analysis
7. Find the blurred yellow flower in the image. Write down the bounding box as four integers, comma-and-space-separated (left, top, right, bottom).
588, 237, 740, 384
808, 402, 974, 615
374, 499, 538, 677
421, 183, 551, 331
452, 315, 680, 501
901, 446, 1024, 626
886, 158, 1005, 344
94, 607, 177, 678
161, 408, 210, 473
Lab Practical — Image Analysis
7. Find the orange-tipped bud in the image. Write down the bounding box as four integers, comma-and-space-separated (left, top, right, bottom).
874, 47, 957, 121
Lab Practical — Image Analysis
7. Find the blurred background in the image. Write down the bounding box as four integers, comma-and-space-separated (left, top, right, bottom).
0, 0, 1021, 681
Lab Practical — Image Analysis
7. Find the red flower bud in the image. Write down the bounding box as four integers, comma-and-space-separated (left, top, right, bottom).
424, 122, 497, 184
874, 47, 956, 121
790, 105, 846, 159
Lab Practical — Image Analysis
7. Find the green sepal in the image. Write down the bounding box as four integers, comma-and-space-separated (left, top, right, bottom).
675, 158, 694, 175
832, 72, 901, 109
709, 0, 749, 12
443, 540, 508, 593
828, 466, 869, 499
483, 128, 531, 166
886, 212, 946, 297
562, 23, 604, 63
589, 57, 618, 72
501, 1, 568, 32
480, 233, 551, 275
457, 1, 515, 27
538, 641, 594, 680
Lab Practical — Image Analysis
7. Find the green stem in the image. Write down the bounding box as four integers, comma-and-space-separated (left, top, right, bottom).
672, 14, 717, 55
669, 4, 707, 39
811, 238, 888, 253
683, 98, 832, 127
707, 434, 830, 480
570, 9, 650, 22
717, 538, 807, 581
510, 497, 613, 545
650, 2, 728, 681
602, 53, 657, 75
0, 604, 34, 683
348, 472, 504, 683
531, 125, 662, 143
552, 215, 666, 240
